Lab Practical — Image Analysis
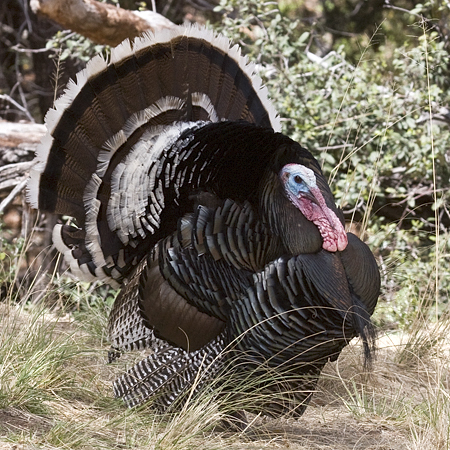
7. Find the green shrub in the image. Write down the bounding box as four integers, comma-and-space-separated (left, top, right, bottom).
214, 0, 450, 325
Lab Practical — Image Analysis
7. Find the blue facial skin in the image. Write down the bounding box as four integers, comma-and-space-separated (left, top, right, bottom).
282, 164, 317, 203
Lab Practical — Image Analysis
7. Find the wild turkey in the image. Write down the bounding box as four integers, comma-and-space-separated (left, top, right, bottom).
111, 202, 379, 414
27, 25, 380, 417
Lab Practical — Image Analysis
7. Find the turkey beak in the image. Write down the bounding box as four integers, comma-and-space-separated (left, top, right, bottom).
298, 189, 319, 205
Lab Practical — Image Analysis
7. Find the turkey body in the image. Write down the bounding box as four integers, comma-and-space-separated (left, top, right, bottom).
27, 25, 380, 417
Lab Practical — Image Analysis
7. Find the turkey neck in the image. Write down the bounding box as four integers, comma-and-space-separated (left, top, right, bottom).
259, 170, 324, 255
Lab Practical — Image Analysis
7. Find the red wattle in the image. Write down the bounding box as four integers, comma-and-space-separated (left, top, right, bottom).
297, 187, 347, 253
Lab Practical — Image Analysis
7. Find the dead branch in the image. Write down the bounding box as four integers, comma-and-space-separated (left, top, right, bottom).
0, 120, 44, 211
30, 0, 176, 47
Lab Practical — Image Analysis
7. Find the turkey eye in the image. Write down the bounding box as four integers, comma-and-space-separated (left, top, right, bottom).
294, 175, 302, 184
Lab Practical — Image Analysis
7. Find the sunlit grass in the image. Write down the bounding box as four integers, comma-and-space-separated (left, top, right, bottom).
0, 305, 82, 414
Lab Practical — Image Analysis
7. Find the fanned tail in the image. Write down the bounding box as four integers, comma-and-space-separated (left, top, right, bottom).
27, 24, 280, 287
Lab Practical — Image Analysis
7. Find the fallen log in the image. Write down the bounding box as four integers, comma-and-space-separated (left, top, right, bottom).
0, 120, 45, 213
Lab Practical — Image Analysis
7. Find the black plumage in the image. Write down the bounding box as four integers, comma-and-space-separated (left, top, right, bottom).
27, 25, 380, 418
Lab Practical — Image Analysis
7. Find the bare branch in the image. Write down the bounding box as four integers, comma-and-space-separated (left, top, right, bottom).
0, 177, 28, 213
0, 95, 35, 123
30, 0, 176, 47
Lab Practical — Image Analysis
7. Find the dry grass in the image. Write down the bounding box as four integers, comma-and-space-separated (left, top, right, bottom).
1, 299, 449, 450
